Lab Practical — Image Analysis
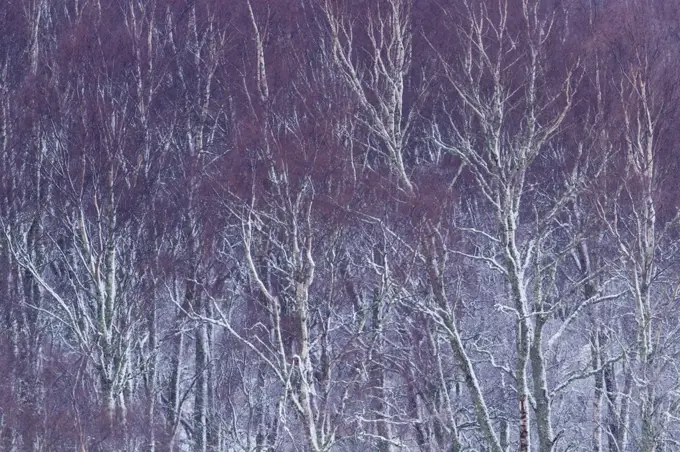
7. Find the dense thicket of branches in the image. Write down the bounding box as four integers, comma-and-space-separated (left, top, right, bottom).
2, 0, 680, 451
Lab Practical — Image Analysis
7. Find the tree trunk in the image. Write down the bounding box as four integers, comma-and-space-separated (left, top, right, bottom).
193, 319, 208, 452
531, 314, 554, 451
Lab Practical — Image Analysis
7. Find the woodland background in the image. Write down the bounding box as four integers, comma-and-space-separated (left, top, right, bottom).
1, 0, 680, 450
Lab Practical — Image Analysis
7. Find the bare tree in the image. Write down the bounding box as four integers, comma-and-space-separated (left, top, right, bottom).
2, 1, 680, 450
429, 0, 584, 449
592, 2, 680, 448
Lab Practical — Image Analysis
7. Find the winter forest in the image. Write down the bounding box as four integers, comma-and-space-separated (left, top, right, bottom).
2, 0, 680, 450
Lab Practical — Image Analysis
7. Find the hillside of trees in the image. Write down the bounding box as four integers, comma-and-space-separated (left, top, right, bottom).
2, 0, 680, 450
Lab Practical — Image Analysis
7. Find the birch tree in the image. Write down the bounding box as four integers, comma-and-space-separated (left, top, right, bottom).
2, 0, 680, 450
3, 4, 160, 446
0, 0, 53, 449
593, 3, 680, 448
431, 0, 582, 449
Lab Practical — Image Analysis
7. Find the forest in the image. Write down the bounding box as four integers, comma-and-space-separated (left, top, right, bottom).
1, 0, 680, 450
